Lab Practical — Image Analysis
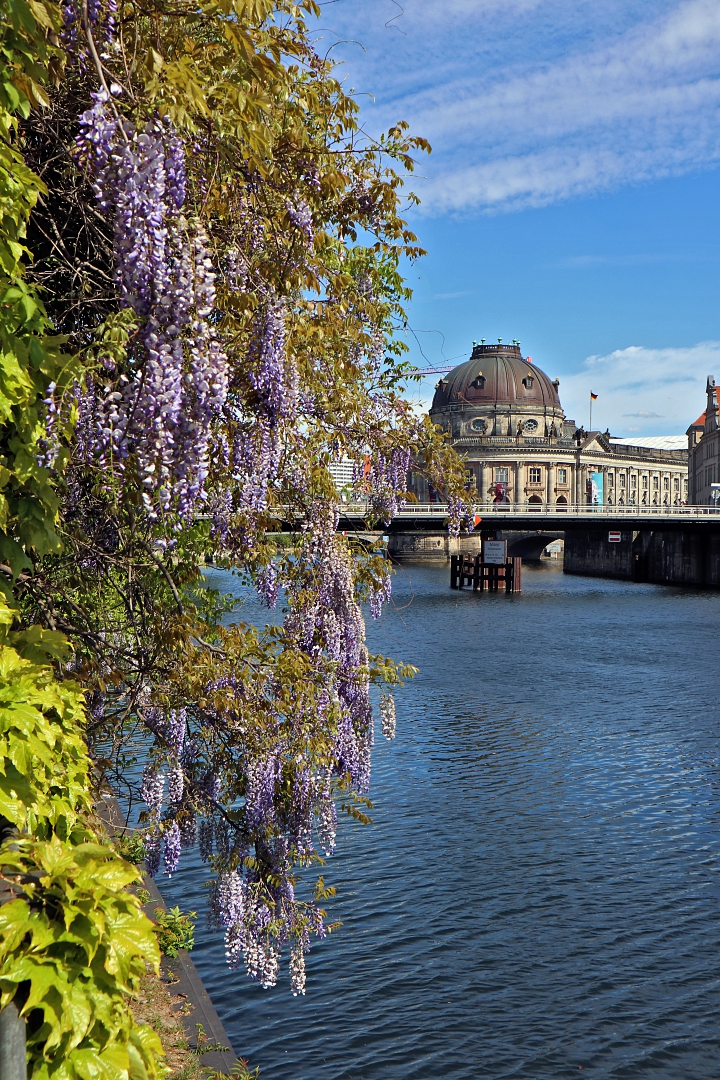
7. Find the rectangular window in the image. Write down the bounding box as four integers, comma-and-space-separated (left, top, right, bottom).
642, 475, 648, 489
653, 476, 659, 490
495, 467, 509, 483
684, 478, 688, 490
674, 477, 679, 491
529, 467, 542, 483
557, 468, 567, 484
619, 474, 626, 487
631, 475, 637, 488
607, 473, 614, 486
663, 477, 669, 491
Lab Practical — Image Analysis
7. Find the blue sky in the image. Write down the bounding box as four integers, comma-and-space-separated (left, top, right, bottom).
317, 0, 720, 436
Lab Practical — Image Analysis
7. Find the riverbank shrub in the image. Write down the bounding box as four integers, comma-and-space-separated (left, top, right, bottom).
154, 906, 197, 959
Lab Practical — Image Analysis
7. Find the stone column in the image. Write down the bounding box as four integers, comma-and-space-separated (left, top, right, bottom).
514, 461, 522, 505
481, 461, 491, 503
546, 463, 554, 505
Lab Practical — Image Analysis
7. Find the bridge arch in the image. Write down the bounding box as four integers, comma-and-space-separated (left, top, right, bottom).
504, 530, 565, 560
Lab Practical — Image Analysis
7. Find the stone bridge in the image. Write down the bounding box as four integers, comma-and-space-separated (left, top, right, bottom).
333, 503, 720, 586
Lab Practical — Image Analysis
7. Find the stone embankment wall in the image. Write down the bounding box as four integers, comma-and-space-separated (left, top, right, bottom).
387, 530, 562, 561
564, 528, 720, 587
387, 532, 483, 560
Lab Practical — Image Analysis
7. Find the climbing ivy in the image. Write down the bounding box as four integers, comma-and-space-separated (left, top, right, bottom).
0, 838, 162, 1080
0, 3, 165, 1078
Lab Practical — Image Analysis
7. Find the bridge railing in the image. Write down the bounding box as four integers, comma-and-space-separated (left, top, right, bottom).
463, 502, 720, 517
339, 502, 720, 519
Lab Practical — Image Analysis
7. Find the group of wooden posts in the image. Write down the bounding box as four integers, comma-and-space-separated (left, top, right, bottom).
450, 539, 522, 593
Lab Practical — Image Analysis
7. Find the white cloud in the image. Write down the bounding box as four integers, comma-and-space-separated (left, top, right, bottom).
322, 0, 720, 213
559, 341, 720, 436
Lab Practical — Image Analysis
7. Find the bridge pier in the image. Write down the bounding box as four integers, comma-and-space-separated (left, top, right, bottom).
336, 504, 720, 585
386, 529, 563, 562
387, 532, 482, 561
564, 528, 720, 587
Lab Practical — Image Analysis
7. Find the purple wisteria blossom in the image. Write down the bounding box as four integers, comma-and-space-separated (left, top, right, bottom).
257, 562, 280, 608
248, 300, 297, 424
355, 447, 411, 524
369, 570, 392, 619
163, 820, 181, 875
379, 693, 396, 740
141, 765, 164, 819
74, 99, 229, 520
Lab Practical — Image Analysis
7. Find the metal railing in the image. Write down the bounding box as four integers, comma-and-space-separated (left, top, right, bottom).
464, 502, 714, 517
340, 502, 720, 519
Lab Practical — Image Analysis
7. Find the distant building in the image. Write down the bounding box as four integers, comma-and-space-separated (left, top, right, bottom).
328, 458, 356, 496
687, 378, 720, 505
409, 343, 688, 506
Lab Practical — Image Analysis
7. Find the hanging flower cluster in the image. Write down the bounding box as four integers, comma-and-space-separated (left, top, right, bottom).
142, 686, 337, 993
62, 0, 116, 53
73, 92, 229, 518
379, 693, 396, 740
138, 500, 402, 989
355, 447, 411, 523
30, 0, 475, 1005
446, 494, 474, 538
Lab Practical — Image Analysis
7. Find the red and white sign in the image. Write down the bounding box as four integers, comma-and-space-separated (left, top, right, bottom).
608, 531, 621, 543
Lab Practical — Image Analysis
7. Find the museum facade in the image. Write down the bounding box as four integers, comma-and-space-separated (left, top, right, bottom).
409, 343, 688, 507
687, 377, 720, 506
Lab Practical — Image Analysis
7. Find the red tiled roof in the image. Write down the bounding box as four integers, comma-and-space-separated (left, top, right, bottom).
691, 411, 707, 427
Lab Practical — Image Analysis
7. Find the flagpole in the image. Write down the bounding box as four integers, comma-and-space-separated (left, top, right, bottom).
589, 392, 592, 432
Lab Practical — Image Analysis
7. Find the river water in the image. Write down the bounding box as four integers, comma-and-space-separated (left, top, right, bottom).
159, 561, 720, 1079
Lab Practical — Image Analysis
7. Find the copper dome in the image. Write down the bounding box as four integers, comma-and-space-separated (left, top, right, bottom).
431, 344, 561, 411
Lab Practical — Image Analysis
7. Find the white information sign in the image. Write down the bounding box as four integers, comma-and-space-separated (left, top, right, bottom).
483, 540, 507, 565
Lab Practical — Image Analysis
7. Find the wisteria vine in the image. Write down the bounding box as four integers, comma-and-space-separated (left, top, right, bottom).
25, 0, 475, 1002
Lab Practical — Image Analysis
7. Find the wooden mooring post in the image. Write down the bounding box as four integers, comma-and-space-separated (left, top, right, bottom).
450, 553, 522, 594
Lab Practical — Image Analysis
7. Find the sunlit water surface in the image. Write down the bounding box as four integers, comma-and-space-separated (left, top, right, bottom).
157, 561, 720, 1079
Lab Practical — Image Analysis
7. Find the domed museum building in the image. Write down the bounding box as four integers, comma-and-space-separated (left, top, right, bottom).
410, 343, 688, 507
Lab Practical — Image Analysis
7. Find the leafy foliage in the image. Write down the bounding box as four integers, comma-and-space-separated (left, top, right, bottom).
0, 615, 90, 839
153, 906, 196, 959
0, 838, 162, 1080
114, 834, 147, 866
0, 4, 472, 1073
0, 6, 165, 1076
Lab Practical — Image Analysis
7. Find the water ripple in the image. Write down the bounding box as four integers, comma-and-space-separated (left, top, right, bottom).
160, 562, 720, 1079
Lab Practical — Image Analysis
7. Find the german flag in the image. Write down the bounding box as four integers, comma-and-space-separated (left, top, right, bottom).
590, 392, 598, 400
